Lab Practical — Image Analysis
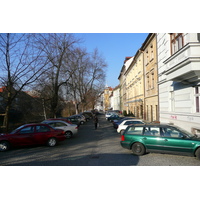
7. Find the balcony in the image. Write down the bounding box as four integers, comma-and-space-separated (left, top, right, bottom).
164, 43, 200, 83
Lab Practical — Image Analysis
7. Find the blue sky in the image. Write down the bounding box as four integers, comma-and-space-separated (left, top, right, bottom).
75, 33, 149, 88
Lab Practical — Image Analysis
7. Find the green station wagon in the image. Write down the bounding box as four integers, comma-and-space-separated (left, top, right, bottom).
120, 124, 200, 160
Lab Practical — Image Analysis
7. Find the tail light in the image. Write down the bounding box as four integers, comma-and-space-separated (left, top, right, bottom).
121, 135, 125, 141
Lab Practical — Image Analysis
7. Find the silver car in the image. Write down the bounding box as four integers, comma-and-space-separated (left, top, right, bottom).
42, 120, 78, 138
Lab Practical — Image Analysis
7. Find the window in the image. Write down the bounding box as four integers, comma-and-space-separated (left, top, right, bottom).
144, 127, 160, 136
195, 86, 200, 112
145, 50, 149, 66
19, 126, 34, 134
146, 74, 150, 90
161, 127, 183, 138
151, 72, 155, 89
150, 44, 154, 61
36, 125, 50, 133
126, 126, 144, 135
55, 122, 67, 127
170, 33, 184, 54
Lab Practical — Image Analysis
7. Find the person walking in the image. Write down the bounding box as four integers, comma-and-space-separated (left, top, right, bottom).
93, 115, 99, 130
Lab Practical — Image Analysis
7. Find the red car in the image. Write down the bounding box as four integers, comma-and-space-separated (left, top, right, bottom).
0, 123, 66, 151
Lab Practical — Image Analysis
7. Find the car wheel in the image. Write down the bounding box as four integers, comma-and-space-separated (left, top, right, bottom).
65, 131, 72, 139
47, 138, 57, 147
0, 141, 10, 152
195, 148, 200, 160
131, 142, 145, 156
80, 121, 84, 125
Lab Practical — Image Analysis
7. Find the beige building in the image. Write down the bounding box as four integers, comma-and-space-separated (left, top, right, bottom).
103, 86, 113, 111
118, 57, 134, 113
125, 51, 144, 118
141, 33, 159, 122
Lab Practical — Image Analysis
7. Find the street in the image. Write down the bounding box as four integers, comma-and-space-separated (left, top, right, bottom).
1, 114, 200, 166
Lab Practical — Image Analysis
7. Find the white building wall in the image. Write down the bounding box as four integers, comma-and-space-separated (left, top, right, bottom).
157, 33, 200, 135
113, 87, 120, 110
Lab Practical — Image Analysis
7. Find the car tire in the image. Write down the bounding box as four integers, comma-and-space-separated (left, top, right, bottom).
0, 141, 10, 152
80, 121, 84, 125
131, 142, 145, 156
47, 137, 57, 147
195, 148, 200, 160
65, 131, 72, 139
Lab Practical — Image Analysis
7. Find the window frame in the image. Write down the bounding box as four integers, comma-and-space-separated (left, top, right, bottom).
170, 33, 184, 55
195, 86, 200, 113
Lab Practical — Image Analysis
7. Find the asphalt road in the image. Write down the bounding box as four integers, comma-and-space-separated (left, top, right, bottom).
1, 114, 200, 166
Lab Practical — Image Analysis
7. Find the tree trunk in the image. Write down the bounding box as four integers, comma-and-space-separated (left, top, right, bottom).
3, 103, 11, 132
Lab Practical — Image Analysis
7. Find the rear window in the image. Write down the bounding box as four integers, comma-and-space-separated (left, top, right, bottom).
124, 121, 144, 125
126, 127, 144, 135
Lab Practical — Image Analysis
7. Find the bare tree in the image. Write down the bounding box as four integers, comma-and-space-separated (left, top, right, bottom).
67, 48, 107, 113
34, 33, 80, 117
0, 33, 49, 131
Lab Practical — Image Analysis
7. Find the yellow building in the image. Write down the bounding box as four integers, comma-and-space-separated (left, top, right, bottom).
103, 86, 113, 111
141, 33, 159, 122
118, 57, 134, 113
125, 51, 144, 118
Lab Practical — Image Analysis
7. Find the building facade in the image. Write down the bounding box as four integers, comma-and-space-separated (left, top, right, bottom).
125, 50, 144, 118
118, 57, 134, 113
142, 33, 159, 122
103, 86, 113, 111
157, 33, 200, 134
112, 85, 120, 110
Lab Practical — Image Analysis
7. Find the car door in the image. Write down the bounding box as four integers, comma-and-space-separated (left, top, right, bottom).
141, 127, 162, 151
157, 127, 195, 154
34, 125, 52, 144
54, 122, 68, 132
11, 125, 35, 146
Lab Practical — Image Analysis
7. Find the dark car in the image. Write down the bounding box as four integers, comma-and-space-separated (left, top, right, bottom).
63, 117, 80, 126
107, 114, 123, 122
0, 123, 66, 151
121, 123, 200, 160
113, 117, 135, 129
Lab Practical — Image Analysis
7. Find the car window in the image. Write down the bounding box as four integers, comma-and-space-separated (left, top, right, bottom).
55, 122, 67, 127
19, 126, 34, 134
161, 127, 183, 138
124, 121, 143, 125
36, 125, 50, 133
126, 127, 144, 135
48, 122, 55, 127
144, 127, 160, 136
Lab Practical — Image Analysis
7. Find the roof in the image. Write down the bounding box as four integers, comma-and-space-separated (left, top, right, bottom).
0, 86, 6, 92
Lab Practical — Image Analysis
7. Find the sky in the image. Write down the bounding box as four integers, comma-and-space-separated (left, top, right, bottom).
75, 33, 149, 88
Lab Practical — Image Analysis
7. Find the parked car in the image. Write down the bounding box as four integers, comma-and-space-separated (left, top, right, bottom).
42, 120, 78, 139
68, 115, 86, 125
80, 113, 90, 121
107, 114, 123, 122
63, 117, 80, 126
105, 112, 113, 119
45, 118, 72, 124
117, 119, 145, 134
82, 111, 94, 119
120, 123, 200, 160
0, 123, 66, 151
113, 117, 135, 129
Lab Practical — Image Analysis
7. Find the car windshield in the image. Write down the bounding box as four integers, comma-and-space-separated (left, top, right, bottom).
174, 126, 194, 138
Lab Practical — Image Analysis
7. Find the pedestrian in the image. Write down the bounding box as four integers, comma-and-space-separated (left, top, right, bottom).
93, 115, 99, 130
